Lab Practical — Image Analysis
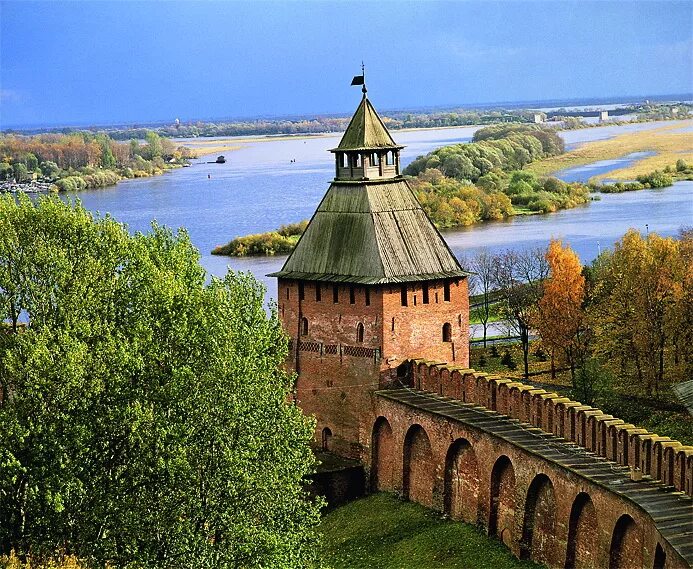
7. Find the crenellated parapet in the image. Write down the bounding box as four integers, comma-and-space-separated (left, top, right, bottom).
402, 359, 693, 497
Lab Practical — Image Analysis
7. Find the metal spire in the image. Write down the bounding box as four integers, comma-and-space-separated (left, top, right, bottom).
361, 61, 367, 97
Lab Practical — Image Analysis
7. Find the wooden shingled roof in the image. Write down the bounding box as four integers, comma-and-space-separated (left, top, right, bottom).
269, 180, 467, 284
673, 380, 693, 416
331, 95, 403, 152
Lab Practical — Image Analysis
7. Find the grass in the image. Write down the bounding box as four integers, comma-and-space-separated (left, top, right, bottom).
319, 493, 541, 569
469, 302, 503, 325
470, 343, 693, 446
469, 344, 559, 380
527, 120, 693, 182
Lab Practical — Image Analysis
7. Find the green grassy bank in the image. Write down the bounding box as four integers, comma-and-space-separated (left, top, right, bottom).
319, 493, 541, 569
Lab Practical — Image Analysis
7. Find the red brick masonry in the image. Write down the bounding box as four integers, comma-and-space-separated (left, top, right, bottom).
368, 362, 692, 569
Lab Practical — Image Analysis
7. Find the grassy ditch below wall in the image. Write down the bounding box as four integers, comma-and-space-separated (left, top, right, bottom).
320, 493, 542, 569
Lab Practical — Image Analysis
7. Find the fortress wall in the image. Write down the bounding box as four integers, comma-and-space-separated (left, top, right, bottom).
405, 360, 693, 497
369, 394, 691, 569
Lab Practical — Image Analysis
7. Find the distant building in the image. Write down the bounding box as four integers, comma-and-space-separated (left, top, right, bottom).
599, 110, 610, 122
533, 113, 544, 123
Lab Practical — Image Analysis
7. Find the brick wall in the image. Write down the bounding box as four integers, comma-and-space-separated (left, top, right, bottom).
369, 396, 690, 569
407, 360, 693, 497
277, 278, 470, 457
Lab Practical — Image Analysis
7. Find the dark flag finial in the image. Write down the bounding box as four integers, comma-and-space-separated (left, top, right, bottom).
351, 62, 367, 96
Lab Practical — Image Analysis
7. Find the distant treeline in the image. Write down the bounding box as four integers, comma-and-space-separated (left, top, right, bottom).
7, 103, 689, 140
0, 131, 194, 191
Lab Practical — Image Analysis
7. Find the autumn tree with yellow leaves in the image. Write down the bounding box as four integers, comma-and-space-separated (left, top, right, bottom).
536, 240, 588, 382
588, 229, 692, 395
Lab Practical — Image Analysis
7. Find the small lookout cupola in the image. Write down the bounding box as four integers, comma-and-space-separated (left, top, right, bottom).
331, 90, 404, 181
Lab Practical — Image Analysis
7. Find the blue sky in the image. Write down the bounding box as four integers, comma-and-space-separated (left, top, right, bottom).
1, 0, 691, 128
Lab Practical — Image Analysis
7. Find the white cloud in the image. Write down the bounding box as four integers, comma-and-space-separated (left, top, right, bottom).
439, 37, 527, 62
0, 89, 25, 103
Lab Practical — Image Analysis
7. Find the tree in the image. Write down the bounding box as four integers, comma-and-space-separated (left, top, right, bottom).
0, 195, 321, 568
466, 250, 498, 347
97, 135, 116, 169
12, 163, 29, 182
589, 230, 689, 395
574, 358, 612, 406
0, 163, 12, 181
23, 153, 39, 172
536, 240, 587, 381
39, 161, 60, 179
144, 131, 163, 160
493, 248, 548, 379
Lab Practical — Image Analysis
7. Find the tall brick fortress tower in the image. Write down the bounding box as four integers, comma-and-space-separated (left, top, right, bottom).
270, 85, 469, 459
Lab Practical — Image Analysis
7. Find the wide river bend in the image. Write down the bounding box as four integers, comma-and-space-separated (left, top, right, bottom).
66, 121, 692, 301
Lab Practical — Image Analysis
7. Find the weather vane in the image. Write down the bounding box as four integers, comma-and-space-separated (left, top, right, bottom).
351, 62, 367, 96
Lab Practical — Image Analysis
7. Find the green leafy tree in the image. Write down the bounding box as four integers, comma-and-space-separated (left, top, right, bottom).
144, 131, 163, 160
11, 163, 29, 182
0, 163, 12, 181
0, 195, 321, 568
97, 135, 116, 169
39, 161, 61, 179
574, 357, 612, 406
24, 153, 39, 172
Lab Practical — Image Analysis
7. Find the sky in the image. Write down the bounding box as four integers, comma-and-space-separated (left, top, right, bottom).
1, 0, 692, 128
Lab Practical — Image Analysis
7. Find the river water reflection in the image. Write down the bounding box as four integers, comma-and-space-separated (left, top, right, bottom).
66, 121, 693, 301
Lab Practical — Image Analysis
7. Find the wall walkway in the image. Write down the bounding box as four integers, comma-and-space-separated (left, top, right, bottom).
367, 361, 693, 569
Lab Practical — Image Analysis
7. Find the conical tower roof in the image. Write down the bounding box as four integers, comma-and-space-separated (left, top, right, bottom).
269, 180, 467, 284
331, 95, 403, 152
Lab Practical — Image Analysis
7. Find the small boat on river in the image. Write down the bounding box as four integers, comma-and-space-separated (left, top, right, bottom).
206, 155, 227, 164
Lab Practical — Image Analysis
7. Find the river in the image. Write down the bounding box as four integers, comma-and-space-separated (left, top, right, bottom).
65, 121, 693, 301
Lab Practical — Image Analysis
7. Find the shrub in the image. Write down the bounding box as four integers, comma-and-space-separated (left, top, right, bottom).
636, 170, 673, 188
212, 231, 299, 256
278, 220, 309, 237
533, 347, 548, 361
500, 350, 516, 370
54, 176, 87, 192
676, 158, 688, 172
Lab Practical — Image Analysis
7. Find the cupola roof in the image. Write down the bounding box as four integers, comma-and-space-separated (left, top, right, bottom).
331, 95, 403, 152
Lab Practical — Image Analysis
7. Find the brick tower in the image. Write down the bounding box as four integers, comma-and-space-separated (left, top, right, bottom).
270, 86, 469, 459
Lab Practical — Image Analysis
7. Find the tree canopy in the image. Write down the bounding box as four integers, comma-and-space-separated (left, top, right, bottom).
588, 229, 692, 395
535, 240, 588, 380
404, 124, 565, 183
0, 195, 320, 568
